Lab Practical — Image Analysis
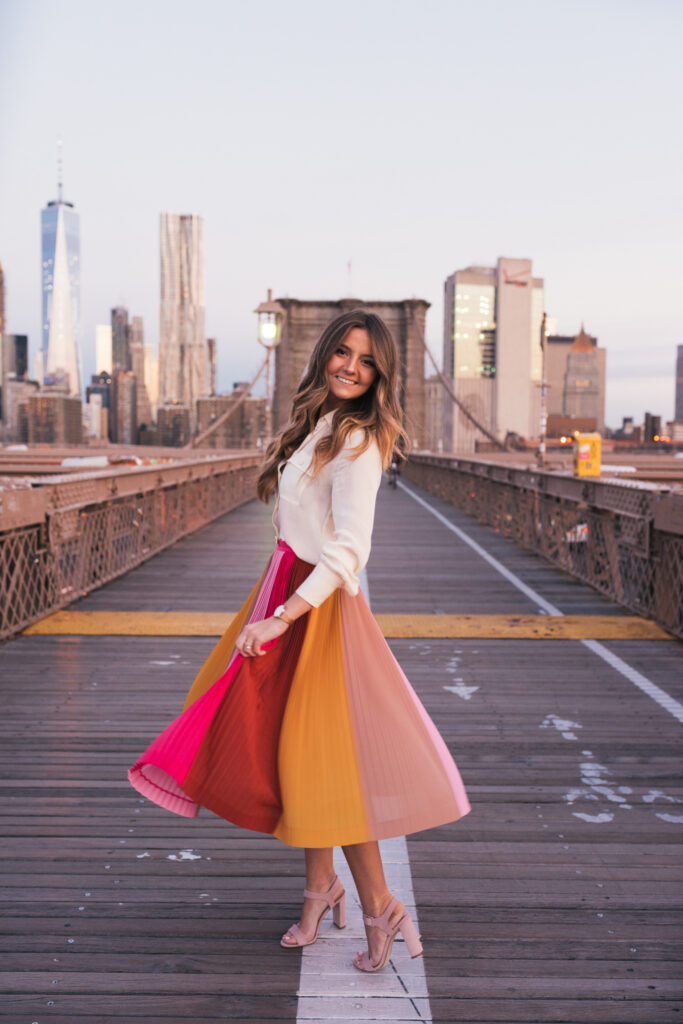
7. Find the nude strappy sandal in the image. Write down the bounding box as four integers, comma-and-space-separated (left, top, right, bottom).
280, 874, 346, 948
353, 896, 423, 972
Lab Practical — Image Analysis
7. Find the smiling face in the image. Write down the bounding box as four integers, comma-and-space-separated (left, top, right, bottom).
321, 327, 378, 413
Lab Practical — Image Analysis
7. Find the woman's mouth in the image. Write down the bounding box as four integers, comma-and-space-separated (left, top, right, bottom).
335, 375, 356, 385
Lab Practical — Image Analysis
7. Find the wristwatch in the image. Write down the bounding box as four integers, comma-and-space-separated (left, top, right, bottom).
273, 603, 294, 626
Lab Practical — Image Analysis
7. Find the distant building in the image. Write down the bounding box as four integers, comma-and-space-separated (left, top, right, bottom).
546, 328, 606, 433
33, 350, 43, 387
158, 213, 207, 429
157, 404, 191, 447
2, 379, 39, 442
95, 324, 112, 375
562, 325, 600, 425
644, 412, 662, 443
547, 414, 598, 437
128, 315, 153, 428
86, 374, 112, 442
144, 345, 159, 415
424, 375, 445, 453
83, 392, 107, 440
0, 261, 4, 334
676, 345, 683, 424
1, 333, 28, 388
27, 393, 82, 444
272, 298, 428, 447
609, 416, 641, 442
41, 157, 81, 397
111, 306, 130, 372
196, 385, 266, 448
442, 258, 544, 452
1, 333, 29, 437
207, 337, 217, 396
110, 371, 137, 444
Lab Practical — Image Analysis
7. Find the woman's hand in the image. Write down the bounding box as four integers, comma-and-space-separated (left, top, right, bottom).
236, 615, 290, 657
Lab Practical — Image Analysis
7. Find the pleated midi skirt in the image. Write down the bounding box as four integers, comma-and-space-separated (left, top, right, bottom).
128, 539, 471, 848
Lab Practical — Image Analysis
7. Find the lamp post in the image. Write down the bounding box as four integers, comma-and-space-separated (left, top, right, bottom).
254, 289, 285, 446
537, 311, 549, 468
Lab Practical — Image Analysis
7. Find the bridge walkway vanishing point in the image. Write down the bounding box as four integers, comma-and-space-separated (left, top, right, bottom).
1, 475, 682, 1024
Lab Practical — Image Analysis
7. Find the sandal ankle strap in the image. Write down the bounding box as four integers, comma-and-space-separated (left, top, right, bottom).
303, 875, 343, 907
362, 896, 400, 932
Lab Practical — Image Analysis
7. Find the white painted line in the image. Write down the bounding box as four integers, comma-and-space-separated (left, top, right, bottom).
296, 577, 432, 1022
399, 480, 683, 726
581, 639, 683, 724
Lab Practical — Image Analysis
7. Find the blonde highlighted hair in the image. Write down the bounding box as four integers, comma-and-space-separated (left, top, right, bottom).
256, 309, 409, 503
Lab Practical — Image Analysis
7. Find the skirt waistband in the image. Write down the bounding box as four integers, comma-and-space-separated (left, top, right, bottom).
276, 538, 315, 570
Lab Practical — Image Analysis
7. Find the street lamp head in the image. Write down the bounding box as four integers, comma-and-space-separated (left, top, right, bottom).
260, 321, 278, 342
254, 288, 285, 349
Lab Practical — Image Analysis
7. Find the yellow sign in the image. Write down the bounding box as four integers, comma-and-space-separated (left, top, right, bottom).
573, 432, 601, 477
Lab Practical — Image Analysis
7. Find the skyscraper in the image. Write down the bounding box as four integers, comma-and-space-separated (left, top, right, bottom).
95, 325, 112, 375
676, 345, 683, 424
111, 306, 130, 372
128, 315, 152, 427
158, 213, 207, 427
562, 326, 600, 421
442, 258, 544, 451
41, 147, 81, 397
546, 329, 606, 433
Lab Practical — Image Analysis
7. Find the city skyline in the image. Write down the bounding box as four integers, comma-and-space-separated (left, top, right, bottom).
1, 0, 681, 428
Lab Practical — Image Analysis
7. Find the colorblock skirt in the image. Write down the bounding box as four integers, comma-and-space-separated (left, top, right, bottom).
128, 540, 471, 847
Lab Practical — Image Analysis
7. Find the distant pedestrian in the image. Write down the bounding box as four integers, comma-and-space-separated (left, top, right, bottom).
128, 309, 470, 972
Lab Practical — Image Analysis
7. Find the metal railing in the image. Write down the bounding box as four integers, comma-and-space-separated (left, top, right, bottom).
403, 454, 683, 638
0, 454, 261, 640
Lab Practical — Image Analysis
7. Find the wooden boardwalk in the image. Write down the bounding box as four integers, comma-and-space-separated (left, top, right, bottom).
1, 476, 682, 1023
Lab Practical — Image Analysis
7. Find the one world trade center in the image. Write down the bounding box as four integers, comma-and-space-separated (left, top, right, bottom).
41, 145, 81, 396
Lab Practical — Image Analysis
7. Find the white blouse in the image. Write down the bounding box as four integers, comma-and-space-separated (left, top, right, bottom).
272, 409, 384, 608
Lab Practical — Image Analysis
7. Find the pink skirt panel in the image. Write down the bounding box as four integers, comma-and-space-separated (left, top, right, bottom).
338, 587, 470, 839
128, 541, 298, 814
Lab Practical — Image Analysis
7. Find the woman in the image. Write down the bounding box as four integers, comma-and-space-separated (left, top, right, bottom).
128, 309, 470, 972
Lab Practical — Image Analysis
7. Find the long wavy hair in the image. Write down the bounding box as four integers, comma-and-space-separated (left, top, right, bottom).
256, 309, 409, 503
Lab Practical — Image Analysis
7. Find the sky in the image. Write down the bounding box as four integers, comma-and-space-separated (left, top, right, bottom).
1, 0, 681, 429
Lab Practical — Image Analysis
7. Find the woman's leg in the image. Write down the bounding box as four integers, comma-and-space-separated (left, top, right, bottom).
281, 846, 338, 945
342, 840, 405, 967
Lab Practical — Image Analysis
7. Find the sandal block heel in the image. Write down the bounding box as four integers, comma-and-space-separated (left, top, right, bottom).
398, 913, 423, 958
332, 891, 346, 929
354, 896, 423, 972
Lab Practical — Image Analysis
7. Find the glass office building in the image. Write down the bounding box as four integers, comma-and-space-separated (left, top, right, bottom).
41, 198, 81, 396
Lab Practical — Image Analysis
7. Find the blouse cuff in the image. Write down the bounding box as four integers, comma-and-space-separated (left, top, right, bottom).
294, 563, 355, 609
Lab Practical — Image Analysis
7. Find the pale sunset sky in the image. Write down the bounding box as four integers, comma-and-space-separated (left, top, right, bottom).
1, 0, 681, 428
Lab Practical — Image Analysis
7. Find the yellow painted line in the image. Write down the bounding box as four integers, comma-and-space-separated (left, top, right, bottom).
23, 611, 234, 637
23, 611, 673, 640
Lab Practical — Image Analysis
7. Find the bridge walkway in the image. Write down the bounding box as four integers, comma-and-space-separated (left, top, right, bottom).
1, 476, 681, 1023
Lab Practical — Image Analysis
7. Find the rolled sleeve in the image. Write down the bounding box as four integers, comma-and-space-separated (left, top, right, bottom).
295, 434, 383, 608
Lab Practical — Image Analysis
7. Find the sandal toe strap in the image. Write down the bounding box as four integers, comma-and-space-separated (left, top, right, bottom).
284, 922, 306, 945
